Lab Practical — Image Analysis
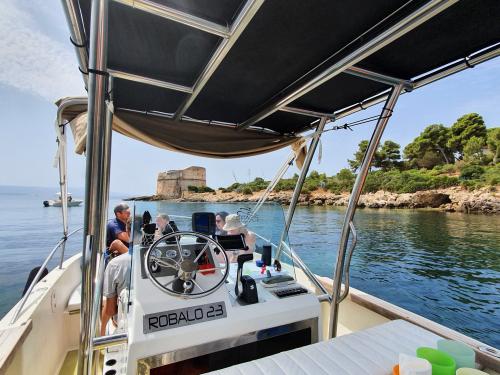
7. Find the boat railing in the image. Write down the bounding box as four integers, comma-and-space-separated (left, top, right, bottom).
9, 227, 83, 325
339, 221, 357, 303
252, 232, 332, 303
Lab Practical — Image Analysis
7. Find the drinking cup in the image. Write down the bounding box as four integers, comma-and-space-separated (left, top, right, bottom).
456, 369, 488, 375
437, 339, 475, 369
416, 347, 456, 375
399, 353, 431, 375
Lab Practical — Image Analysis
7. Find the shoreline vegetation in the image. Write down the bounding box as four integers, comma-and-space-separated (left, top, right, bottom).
131, 113, 500, 214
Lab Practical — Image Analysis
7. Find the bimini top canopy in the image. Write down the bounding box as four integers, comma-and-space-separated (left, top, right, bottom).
63, 0, 500, 156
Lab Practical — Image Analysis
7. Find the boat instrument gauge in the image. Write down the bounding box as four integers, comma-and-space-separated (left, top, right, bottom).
145, 231, 229, 298
165, 249, 177, 258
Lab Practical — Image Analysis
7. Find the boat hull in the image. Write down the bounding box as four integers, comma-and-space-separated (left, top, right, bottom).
43, 200, 83, 207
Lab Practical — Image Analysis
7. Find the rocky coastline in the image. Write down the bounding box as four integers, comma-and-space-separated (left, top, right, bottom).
129, 186, 499, 214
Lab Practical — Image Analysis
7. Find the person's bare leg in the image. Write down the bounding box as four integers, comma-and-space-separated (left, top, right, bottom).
100, 296, 117, 336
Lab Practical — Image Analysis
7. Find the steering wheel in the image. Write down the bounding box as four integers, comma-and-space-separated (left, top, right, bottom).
144, 231, 229, 298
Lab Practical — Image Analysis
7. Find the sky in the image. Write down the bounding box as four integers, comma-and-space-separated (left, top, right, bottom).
0, 1, 499, 196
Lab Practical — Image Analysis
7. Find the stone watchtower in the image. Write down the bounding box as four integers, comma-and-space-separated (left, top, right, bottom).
156, 166, 206, 198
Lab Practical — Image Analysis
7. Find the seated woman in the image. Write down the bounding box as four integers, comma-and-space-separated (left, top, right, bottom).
156, 213, 179, 243
215, 211, 229, 235
156, 213, 179, 234
222, 214, 256, 263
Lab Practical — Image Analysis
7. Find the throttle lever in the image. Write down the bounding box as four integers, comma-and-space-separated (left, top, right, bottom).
235, 253, 253, 297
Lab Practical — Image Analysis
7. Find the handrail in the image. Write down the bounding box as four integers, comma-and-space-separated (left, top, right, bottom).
92, 333, 128, 350
253, 232, 331, 302
10, 227, 83, 325
89, 252, 106, 370
339, 221, 357, 302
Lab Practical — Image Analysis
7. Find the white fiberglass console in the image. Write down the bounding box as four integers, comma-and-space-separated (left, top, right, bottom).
120, 202, 320, 375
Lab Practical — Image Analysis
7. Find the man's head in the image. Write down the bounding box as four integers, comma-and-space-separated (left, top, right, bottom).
114, 203, 130, 223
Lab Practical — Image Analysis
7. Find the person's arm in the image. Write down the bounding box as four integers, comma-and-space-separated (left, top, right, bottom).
100, 296, 117, 336
117, 231, 130, 243
109, 239, 128, 255
246, 231, 256, 252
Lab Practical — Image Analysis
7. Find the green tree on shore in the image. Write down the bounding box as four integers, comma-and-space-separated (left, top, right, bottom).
348, 140, 401, 172
403, 124, 454, 168
448, 113, 487, 159
464, 136, 486, 164
487, 127, 500, 164
348, 140, 370, 172
377, 140, 401, 171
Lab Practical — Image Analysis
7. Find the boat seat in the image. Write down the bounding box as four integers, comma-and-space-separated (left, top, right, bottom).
206, 319, 441, 375
66, 283, 81, 314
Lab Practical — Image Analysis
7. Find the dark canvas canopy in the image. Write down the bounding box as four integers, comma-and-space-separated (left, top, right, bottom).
65, 0, 500, 155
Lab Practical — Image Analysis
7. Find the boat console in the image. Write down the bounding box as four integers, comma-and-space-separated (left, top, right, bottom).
111, 201, 320, 375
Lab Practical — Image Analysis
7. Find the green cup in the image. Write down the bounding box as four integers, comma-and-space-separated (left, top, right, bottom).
417, 347, 456, 375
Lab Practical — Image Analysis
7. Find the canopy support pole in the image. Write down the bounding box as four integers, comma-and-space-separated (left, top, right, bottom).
62, 0, 89, 89
275, 117, 328, 261
77, 0, 109, 374
328, 83, 404, 339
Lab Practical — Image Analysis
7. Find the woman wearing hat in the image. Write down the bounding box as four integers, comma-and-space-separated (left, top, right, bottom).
223, 213, 256, 262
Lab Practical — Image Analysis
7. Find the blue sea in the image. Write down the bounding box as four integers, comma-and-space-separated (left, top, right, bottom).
0, 186, 498, 349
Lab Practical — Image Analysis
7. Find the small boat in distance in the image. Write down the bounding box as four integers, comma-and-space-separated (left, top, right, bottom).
43, 192, 82, 207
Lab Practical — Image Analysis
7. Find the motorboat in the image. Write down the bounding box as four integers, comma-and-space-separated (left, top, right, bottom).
1, 1, 499, 374
43, 192, 83, 207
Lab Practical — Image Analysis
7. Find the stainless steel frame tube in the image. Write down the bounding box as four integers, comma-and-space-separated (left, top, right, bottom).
114, 0, 230, 38
174, 0, 264, 120
280, 106, 335, 120
55, 98, 88, 269
108, 69, 193, 93
62, 0, 89, 88
346, 66, 413, 91
328, 83, 404, 339
275, 117, 328, 261
333, 43, 500, 122
78, 0, 109, 373
237, 0, 456, 130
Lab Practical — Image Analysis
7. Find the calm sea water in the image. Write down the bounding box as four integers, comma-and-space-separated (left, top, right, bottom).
0, 186, 498, 348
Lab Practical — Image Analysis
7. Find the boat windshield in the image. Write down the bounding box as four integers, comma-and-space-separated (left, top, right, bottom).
130, 200, 296, 280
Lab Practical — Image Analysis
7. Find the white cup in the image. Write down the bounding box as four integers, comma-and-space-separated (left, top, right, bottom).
399, 353, 432, 375
456, 369, 488, 375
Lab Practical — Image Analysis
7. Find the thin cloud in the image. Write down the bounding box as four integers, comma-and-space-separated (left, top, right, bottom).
0, 0, 85, 102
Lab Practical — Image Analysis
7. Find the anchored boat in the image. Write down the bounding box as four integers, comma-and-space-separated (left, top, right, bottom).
43, 193, 83, 207
1, 0, 499, 374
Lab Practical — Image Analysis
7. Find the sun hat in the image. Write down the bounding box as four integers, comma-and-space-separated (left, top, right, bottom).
222, 214, 245, 231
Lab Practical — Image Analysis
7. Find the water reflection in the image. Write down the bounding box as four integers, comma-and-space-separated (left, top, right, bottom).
290, 207, 500, 348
